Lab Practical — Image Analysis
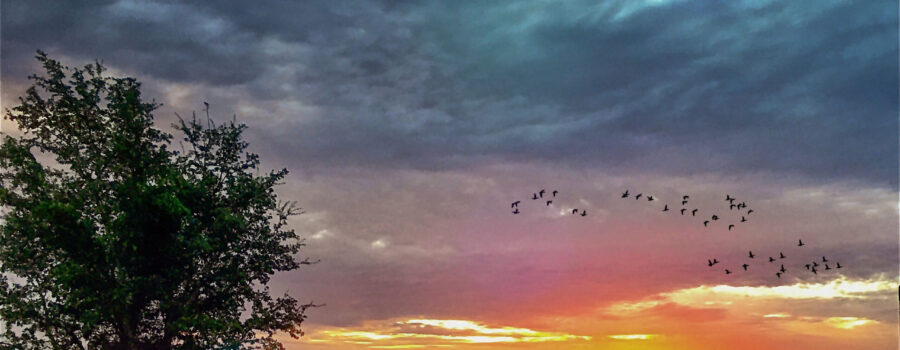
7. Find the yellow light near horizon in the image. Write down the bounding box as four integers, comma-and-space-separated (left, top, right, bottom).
608, 334, 658, 340
763, 313, 791, 318
824, 317, 874, 330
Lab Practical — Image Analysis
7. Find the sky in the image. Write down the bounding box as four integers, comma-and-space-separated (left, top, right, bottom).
1, 0, 899, 349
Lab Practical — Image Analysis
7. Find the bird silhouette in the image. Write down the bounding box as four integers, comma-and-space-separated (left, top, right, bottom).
776, 272, 782, 278
730, 204, 737, 210
511, 201, 520, 208
749, 251, 755, 258
692, 209, 698, 216
725, 269, 732, 274
711, 215, 719, 221
708, 259, 714, 267
682, 200, 688, 205
532, 193, 539, 200
703, 220, 709, 227
622, 190, 630, 198
726, 194, 734, 202
663, 205, 670, 212
741, 216, 747, 223
552, 190, 558, 197
572, 209, 579, 215
825, 264, 831, 271
680, 208, 687, 215
805, 264, 811, 270
812, 267, 818, 275
546, 200, 553, 206
747, 209, 754, 215
812, 261, 819, 267
714, 258, 719, 264
780, 264, 786, 273
836, 262, 842, 269
580, 210, 587, 217
539, 189, 546, 198
647, 195, 655, 201
822, 256, 828, 262
513, 208, 520, 214
742, 264, 749, 271
635, 193, 643, 200
740, 202, 747, 209
798, 239, 804, 247
779, 252, 786, 259
683, 195, 689, 200
769, 257, 775, 263
728, 224, 735, 231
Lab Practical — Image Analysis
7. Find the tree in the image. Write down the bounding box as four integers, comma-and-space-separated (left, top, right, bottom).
0, 51, 318, 350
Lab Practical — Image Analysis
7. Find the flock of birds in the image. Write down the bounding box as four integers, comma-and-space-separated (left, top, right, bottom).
510, 189, 846, 280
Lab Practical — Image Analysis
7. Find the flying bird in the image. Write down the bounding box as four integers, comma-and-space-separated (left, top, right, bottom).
725, 269, 732, 275
822, 256, 828, 262
798, 239, 804, 247
749, 251, 755, 258
779, 252, 786, 259
742, 264, 749, 271
539, 189, 546, 198
711, 215, 719, 221
663, 205, 670, 212
730, 204, 736, 210
572, 209, 579, 215
513, 208, 520, 214
708, 259, 714, 267
532, 193, 539, 200
812, 261, 819, 267
552, 190, 558, 197
647, 195, 655, 201
691, 209, 698, 216
825, 264, 831, 270
812, 267, 818, 275
703, 220, 710, 227
741, 216, 747, 222
511, 201, 520, 208
725, 194, 734, 202
769, 257, 775, 263
682, 200, 689, 205
776, 272, 782, 278
805, 264, 811, 270
836, 262, 842, 269
747, 209, 754, 215
780, 264, 786, 273
728, 224, 734, 231
580, 210, 587, 217
546, 200, 553, 206
683, 195, 689, 200
635, 193, 643, 200
680, 208, 686, 215
622, 190, 630, 198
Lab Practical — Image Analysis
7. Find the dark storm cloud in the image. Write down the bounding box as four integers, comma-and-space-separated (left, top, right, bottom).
2, 0, 896, 186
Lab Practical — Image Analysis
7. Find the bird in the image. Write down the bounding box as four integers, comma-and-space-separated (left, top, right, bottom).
635, 193, 643, 200
546, 200, 553, 206
680, 208, 687, 215
511, 201, 520, 208
663, 205, 670, 212
776, 272, 782, 278
747, 209, 754, 215
728, 224, 734, 231
805, 264, 811, 270
730, 204, 736, 210
769, 257, 775, 263
798, 239, 804, 247
812, 261, 819, 267
682, 200, 689, 205
812, 267, 818, 275
622, 190, 630, 198
780, 264, 786, 273
647, 195, 655, 201
825, 264, 831, 271
741, 216, 747, 223
708, 259, 714, 267
725, 269, 732, 274
539, 189, 546, 198
532, 193, 539, 200
703, 220, 709, 227
740, 202, 747, 209
580, 210, 587, 217
822, 256, 828, 262
711, 215, 719, 221
691, 209, 698, 216
713, 258, 719, 264
572, 209, 579, 215
749, 251, 755, 258
513, 208, 520, 214
683, 195, 689, 200
742, 264, 749, 271
836, 262, 842, 269
779, 252, 786, 259
725, 194, 734, 202
552, 190, 558, 197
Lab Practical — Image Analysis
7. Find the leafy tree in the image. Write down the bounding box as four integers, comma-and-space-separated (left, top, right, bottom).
0, 51, 318, 350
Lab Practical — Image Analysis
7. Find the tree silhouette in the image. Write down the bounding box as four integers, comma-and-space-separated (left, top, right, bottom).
0, 51, 317, 350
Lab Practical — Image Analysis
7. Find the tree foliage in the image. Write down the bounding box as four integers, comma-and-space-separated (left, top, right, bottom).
0, 52, 316, 350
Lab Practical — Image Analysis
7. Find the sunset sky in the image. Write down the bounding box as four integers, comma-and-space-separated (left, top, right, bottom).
2, 1, 898, 349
